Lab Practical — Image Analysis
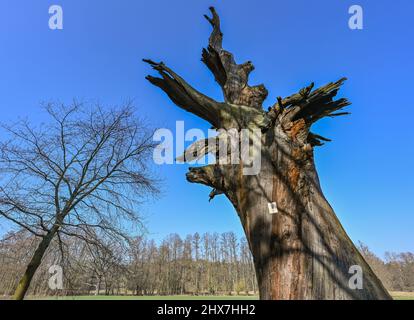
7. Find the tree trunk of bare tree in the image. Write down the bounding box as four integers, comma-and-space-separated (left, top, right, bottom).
13, 226, 58, 300
144, 7, 391, 300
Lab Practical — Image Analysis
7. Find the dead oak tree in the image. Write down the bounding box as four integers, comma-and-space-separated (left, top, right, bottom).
0, 103, 157, 300
144, 7, 391, 300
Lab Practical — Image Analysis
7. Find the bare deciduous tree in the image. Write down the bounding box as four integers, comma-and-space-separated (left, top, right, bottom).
0, 102, 157, 300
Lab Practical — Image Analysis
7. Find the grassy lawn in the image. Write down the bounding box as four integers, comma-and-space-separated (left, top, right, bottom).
389, 292, 414, 300
25, 292, 413, 300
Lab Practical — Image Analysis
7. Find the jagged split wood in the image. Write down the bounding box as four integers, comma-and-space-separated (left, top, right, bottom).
144, 7, 391, 300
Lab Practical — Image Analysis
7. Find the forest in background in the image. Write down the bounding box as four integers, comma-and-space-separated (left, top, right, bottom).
0, 230, 412, 297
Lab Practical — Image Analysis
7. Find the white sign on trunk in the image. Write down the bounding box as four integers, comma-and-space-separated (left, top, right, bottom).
268, 202, 278, 214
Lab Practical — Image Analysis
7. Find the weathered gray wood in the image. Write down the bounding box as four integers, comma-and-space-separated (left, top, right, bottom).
144, 7, 391, 300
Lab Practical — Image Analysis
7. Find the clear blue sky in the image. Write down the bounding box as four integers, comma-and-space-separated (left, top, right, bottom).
0, 0, 413, 256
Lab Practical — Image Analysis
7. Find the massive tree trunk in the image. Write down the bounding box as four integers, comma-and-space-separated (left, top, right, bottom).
144, 7, 391, 300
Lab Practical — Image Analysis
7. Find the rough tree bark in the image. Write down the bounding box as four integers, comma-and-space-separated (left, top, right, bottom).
144, 7, 391, 300
13, 224, 60, 300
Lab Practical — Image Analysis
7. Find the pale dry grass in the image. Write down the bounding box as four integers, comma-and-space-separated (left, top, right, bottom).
390, 291, 414, 300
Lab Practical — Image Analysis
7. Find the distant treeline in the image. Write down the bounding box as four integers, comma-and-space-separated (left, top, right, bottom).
358, 243, 414, 292
0, 230, 256, 296
0, 230, 412, 297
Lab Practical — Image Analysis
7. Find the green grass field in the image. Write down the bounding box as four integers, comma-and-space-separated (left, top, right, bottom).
25, 292, 414, 300
389, 292, 414, 300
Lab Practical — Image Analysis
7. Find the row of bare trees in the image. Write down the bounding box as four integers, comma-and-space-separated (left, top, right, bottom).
0, 230, 257, 297
1, 229, 413, 298
359, 243, 414, 292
